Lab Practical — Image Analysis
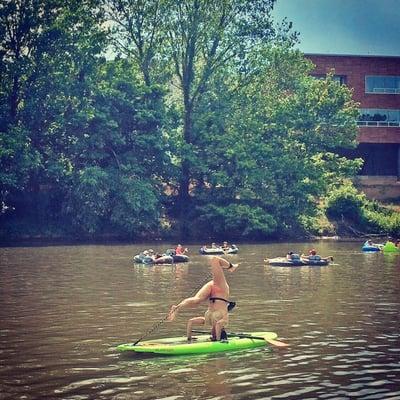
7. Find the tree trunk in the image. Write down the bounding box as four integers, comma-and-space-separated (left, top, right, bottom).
9, 75, 20, 123
178, 93, 193, 239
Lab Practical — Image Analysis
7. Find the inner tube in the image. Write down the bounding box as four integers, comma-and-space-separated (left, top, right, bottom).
133, 255, 154, 264
266, 257, 306, 267
362, 241, 383, 252
302, 258, 330, 266
362, 246, 381, 252
199, 247, 225, 255
153, 255, 174, 264
172, 254, 189, 263
199, 246, 239, 255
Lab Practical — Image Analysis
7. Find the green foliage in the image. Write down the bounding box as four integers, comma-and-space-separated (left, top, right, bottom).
0, 2, 384, 242
195, 204, 277, 239
106, 0, 297, 237
109, 175, 161, 234
362, 207, 400, 237
324, 183, 400, 236
65, 167, 162, 236
0, 126, 39, 206
0, 1, 171, 239
299, 211, 336, 237
53, 58, 171, 237
66, 167, 110, 234
189, 45, 361, 238
325, 183, 366, 220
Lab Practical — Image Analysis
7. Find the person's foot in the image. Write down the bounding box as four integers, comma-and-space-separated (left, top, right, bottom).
220, 329, 228, 340
228, 263, 239, 272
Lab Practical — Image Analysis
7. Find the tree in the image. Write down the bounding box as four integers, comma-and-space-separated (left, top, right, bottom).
63, 59, 171, 236
105, 0, 168, 86
0, 0, 173, 239
105, 0, 297, 236
191, 46, 362, 238
0, 0, 64, 211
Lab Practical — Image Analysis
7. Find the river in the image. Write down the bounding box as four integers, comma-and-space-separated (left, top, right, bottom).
0, 241, 399, 399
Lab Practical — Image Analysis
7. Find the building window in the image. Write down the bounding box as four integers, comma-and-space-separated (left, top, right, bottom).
311, 74, 347, 84
365, 76, 400, 94
332, 75, 347, 85
358, 108, 400, 127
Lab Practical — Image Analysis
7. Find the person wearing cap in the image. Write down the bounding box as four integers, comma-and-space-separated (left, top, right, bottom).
167, 256, 238, 341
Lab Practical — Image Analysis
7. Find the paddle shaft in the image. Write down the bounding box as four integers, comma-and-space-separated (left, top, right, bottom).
192, 329, 289, 347
193, 330, 266, 340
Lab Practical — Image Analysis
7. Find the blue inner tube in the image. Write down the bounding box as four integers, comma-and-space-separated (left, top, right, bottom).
362, 246, 380, 252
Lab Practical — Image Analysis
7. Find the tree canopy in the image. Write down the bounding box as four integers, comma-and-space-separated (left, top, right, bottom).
0, 0, 364, 241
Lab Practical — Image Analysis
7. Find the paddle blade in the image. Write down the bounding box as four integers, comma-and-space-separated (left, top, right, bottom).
264, 337, 289, 348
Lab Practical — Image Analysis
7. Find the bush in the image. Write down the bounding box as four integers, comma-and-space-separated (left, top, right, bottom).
299, 211, 336, 236
362, 207, 400, 237
194, 203, 278, 239
325, 184, 366, 221
324, 183, 400, 236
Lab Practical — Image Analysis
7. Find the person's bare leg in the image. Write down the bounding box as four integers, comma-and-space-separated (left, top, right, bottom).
210, 257, 238, 285
167, 282, 212, 322
214, 317, 228, 341
186, 316, 205, 341
211, 325, 216, 341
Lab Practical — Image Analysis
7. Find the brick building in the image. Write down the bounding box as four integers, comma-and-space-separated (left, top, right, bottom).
306, 54, 400, 201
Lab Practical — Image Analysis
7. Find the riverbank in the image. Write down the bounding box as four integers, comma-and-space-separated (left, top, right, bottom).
0, 233, 390, 248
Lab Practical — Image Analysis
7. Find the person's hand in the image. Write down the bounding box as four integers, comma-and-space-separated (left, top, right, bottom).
167, 304, 179, 322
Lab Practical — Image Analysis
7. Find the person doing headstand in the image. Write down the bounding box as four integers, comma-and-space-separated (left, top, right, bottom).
167, 256, 238, 341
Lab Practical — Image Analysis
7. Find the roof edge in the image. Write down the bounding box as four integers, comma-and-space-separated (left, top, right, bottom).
304, 53, 400, 60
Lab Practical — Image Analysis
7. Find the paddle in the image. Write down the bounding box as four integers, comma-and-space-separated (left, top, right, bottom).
192, 330, 289, 348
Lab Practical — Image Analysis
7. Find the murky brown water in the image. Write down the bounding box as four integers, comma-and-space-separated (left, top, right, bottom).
1, 241, 399, 399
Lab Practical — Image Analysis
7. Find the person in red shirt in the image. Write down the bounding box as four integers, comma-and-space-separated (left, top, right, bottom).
175, 244, 186, 255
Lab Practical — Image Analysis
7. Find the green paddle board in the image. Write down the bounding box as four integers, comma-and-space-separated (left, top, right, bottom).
117, 331, 277, 355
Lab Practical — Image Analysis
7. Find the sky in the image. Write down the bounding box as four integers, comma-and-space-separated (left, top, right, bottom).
272, 0, 400, 56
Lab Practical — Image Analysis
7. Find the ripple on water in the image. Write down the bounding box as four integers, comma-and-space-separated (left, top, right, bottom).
54, 375, 148, 395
